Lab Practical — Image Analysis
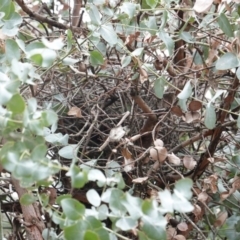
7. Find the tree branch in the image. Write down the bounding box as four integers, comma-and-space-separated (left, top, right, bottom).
15, 0, 83, 33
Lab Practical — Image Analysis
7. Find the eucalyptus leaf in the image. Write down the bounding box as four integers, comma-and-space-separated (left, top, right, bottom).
237, 115, 240, 128
20, 193, 37, 206
120, 2, 137, 19
116, 217, 138, 231
154, 77, 165, 99
158, 30, 174, 55
5, 39, 20, 61
177, 80, 192, 99
58, 145, 78, 159
204, 103, 216, 129
146, 0, 158, 9
61, 198, 85, 220
7, 93, 25, 114
180, 31, 195, 43
86, 189, 101, 207
90, 50, 104, 66
215, 53, 240, 70
217, 13, 233, 37
121, 55, 132, 67
88, 5, 101, 25
99, 25, 118, 45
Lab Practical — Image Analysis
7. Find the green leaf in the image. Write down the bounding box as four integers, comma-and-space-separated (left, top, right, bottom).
20, 193, 36, 206
86, 189, 101, 207
31, 144, 47, 161
66, 165, 88, 188
204, 103, 216, 129
90, 50, 104, 66
99, 25, 118, 45
154, 77, 165, 99
64, 222, 87, 240
30, 53, 43, 66
7, 93, 25, 114
215, 53, 240, 70
27, 48, 57, 67
146, 0, 158, 9
217, 13, 233, 37
89, 217, 110, 240
5, 39, 20, 61
140, 220, 166, 240
58, 145, 78, 159
67, 29, 73, 51
121, 55, 131, 67
61, 198, 85, 221
158, 30, 174, 55
177, 80, 192, 99
41, 110, 58, 126
56, 194, 72, 205
84, 231, 99, 240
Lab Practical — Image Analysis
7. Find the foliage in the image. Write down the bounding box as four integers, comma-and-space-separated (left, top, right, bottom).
0, 0, 240, 239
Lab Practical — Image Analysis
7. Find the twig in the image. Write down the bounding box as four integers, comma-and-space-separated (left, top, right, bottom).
99, 111, 130, 151
15, 0, 84, 33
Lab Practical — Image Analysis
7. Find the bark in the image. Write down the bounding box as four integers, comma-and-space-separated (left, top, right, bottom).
11, 177, 45, 240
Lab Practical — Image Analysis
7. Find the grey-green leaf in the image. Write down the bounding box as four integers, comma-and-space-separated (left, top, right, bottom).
154, 77, 165, 99
217, 13, 233, 37
158, 30, 174, 55
215, 53, 240, 70
58, 145, 78, 159
204, 103, 216, 129
180, 31, 195, 43
237, 115, 240, 128
121, 55, 132, 68
99, 25, 118, 45
88, 5, 101, 25
177, 80, 192, 99
86, 189, 101, 207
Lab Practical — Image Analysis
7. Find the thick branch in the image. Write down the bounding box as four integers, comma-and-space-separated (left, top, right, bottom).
131, 91, 157, 148
72, 0, 82, 27
11, 177, 45, 240
192, 76, 239, 181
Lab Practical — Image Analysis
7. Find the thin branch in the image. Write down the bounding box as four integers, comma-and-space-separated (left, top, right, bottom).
15, 0, 84, 33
